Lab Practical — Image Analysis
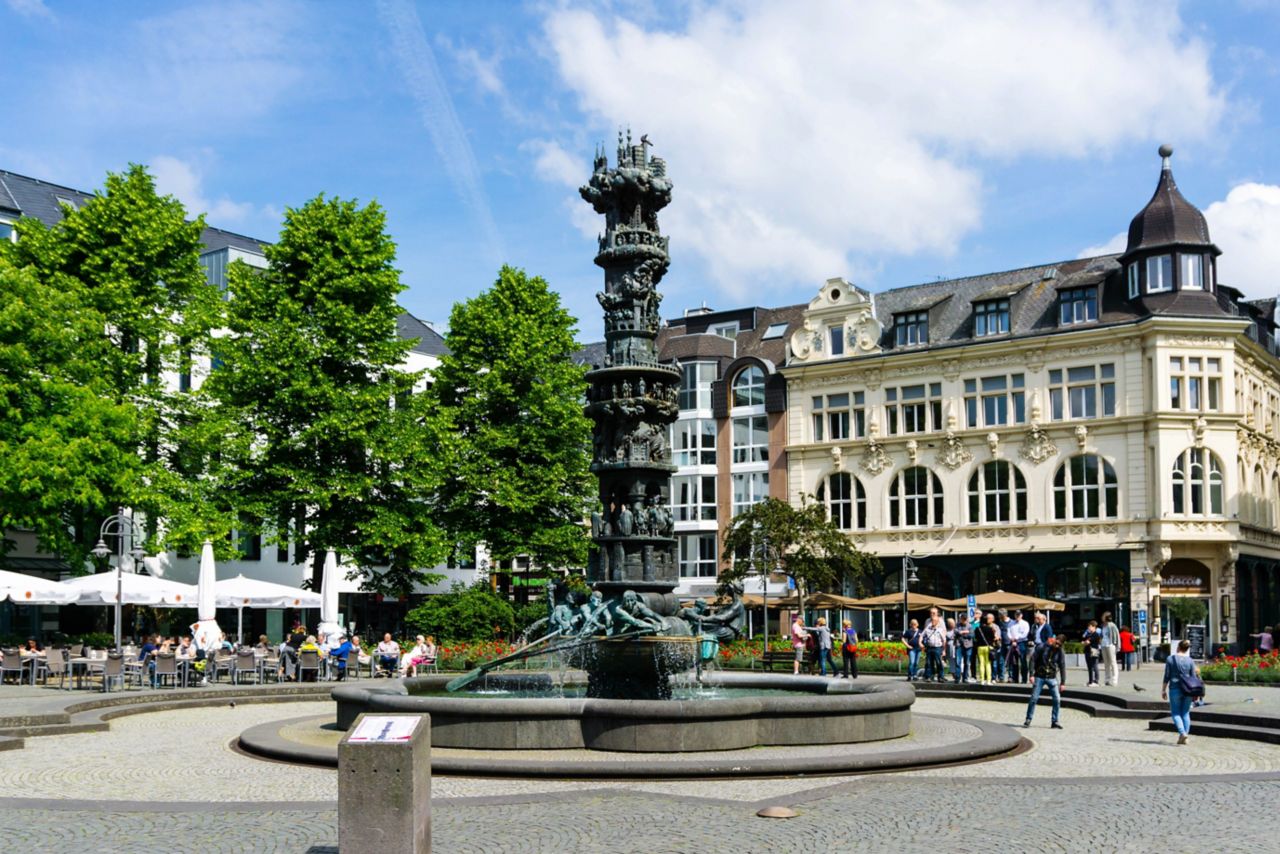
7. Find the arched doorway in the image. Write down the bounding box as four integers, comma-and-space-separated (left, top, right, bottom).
1046, 561, 1128, 633
1160, 558, 1212, 642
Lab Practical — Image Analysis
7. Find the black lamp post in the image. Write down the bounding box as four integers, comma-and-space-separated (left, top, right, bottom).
90, 511, 147, 653
901, 555, 920, 635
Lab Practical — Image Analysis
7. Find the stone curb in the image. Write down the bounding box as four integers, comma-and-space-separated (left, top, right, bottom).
237, 712, 1022, 779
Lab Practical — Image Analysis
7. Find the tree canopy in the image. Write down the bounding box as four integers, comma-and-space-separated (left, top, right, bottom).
206, 194, 448, 593
719, 496, 880, 614
427, 265, 594, 573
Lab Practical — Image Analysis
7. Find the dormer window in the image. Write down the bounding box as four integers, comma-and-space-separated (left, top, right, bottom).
1145, 254, 1172, 292
0, 219, 13, 242
1059, 287, 1097, 326
894, 311, 928, 347
1181, 253, 1204, 290
828, 324, 845, 356
974, 299, 1010, 337
710, 321, 739, 339
1127, 263, 1139, 298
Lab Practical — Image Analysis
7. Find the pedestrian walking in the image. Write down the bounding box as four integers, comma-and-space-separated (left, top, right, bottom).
802, 617, 837, 677
841, 619, 859, 679
790, 614, 808, 676
1100, 612, 1121, 685
921, 609, 947, 682
902, 619, 922, 681
1082, 620, 1102, 686
1119, 624, 1136, 671
1023, 636, 1067, 729
1162, 639, 1205, 745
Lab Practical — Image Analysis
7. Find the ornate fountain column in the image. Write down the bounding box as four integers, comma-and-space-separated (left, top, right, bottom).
581, 131, 681, 616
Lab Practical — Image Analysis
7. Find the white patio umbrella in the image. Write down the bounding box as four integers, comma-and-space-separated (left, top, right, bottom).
191, 541, 222, 652
62, 571, 197, 607
214, 574, 321, 644
0, 569, 78, 604
317, 550, 344, 641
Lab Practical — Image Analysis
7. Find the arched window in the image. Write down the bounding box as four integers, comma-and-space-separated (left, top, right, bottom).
1171, 448, 1223, 516
967, 461, 1027, 524
1255, 465, 1268, 526
1240, 461, 1251, 522
1272, 473, 1280, 529
731, 366, 765, 407
817, 472, 866, 530
889, 466, 944, 527
1053, 454, 1118, 520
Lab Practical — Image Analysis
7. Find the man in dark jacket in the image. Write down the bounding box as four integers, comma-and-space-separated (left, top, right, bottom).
1023, 635, 1067, 729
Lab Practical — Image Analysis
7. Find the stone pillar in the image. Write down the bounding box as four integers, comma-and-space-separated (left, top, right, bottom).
338, 713, 431, 854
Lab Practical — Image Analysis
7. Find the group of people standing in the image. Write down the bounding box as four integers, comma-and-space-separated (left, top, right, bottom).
790, 615, 859, 678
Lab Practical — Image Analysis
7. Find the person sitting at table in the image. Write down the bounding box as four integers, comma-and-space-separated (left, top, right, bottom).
375, 633, 401, 677
278, 635, 298, 681
254, 635, 271, 654
288, 624, 308, 653
24, 638, 43, 654
297, 635, 321, 682
404, 635, 433, 676
175, 636, 195, 658
216, 632, 234, 653
328, 634, 360, 682
137, 635, 159, 686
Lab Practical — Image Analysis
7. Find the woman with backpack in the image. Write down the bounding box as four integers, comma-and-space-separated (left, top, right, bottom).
1162, 639, 1204, 745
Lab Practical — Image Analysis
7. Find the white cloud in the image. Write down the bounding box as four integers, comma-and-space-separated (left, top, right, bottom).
149, 155, 254, 225
523, 139, 582, 188
439, 37, 505, 97
541, 1, 1225, 298
1078, 232, 1127, 259
1205, 182, 1280, 295
5, 0, 54, 20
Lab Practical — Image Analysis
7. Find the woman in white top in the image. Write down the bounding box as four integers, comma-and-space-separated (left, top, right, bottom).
404, 635, 434, 676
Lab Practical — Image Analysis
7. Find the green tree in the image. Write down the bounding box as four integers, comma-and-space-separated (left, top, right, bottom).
405, 582, 516, 643
0, 165, 217, 566
427, 265, 594, 577
207, 194, 448, 593
719, 497, 880, 615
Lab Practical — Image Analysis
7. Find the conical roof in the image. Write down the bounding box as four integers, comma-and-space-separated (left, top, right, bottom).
1124, 145, 1217, 256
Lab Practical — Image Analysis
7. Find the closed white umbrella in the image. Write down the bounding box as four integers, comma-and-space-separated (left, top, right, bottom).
318, 551, 344, 641
0, 569, 78, 605
191, 541, 222, 652
215, 574, 322, 645
63, 571, 196, 607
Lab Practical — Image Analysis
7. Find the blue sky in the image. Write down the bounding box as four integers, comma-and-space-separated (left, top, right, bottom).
3, 0, 1279, 340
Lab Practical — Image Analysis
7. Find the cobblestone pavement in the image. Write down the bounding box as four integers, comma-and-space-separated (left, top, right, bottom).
2, 695, 1279, 852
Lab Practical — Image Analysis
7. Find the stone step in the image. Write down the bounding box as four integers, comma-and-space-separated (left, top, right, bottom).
0, 734, 24, 751
1148, 718, 1280, 744
0, 712, 71, 729
0, 721, 109, 738
912, 684, 1162, 720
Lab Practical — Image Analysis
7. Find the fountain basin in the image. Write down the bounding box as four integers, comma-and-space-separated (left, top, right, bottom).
333, 671, 913, 753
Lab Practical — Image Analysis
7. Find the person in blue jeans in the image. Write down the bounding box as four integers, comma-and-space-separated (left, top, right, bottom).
1162, 639, 1201, 745
902, 620, 922, 680
991, 610, 1007, 682
1023, 636, 1066, 729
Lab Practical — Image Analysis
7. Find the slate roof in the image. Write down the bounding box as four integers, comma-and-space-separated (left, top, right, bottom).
1124, 151, 1216, 256
396, 310, 449, 356
572, 340, 608, 370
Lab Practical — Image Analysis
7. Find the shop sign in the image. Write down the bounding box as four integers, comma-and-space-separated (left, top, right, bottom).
1161, 570, 1209, 596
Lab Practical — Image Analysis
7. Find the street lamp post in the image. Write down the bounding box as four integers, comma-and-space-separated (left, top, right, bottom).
90, 510, 147, 654
901, 555, 919, 635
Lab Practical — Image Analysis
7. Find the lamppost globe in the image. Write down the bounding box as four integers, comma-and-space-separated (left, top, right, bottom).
91, 539, 112, 560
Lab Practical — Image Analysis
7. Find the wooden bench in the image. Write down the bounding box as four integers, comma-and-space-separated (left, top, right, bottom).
757, 650, 814, 673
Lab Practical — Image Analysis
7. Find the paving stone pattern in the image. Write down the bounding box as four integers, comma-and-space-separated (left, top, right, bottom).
2, 694, 1280, 852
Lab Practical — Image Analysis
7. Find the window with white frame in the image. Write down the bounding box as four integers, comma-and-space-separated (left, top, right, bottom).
732, 415, 769, 463
1181, 253, 1205, 289
974, 299, 1010, 337
0, 219, 14, 242
888, 466, 944, 527
731, 471, 769, 515
894, 311, 929, 347
678, 533, 718, 578
732, 365, 765, 407
672, 474, 717, 522
1169, 356, 1221, 412
1053, 454, 1118, 520
761, 322, 788, 340
967, 460, 1028, 524
1146, 254, 1173, 292
678, 362, 716, 411
886, 383, 943, 434
1127, 263, 1139, 298
817, 472, 866, 530
673, 419, 717, 466
811, 392, 864, 442
1171, 448, 1223, 516
1059, 287, 1098, 325
964, 373, 1026, 427
1049, 364, 1116, 420
710, 321, 739, 339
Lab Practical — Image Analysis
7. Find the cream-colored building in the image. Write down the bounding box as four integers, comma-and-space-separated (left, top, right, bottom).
782, 149, 1280, 652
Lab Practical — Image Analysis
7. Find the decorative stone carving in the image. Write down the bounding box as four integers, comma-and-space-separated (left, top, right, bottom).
1074, 424, 1089, 451
831, 445, 844, 471
1019, 423, 1056, 465
865, 368, 882, 391
941, 359, 960, 381
935, 430, 972, 470
905, 439, 919, 464
860, 437, 891, 475
1194, 416, 1207, 448
851, 308, 883, 355
1029, 389, 1043, 423
986, 432, 999, 458
1146, 542, 1172, 580
1025, 347, 1046, 374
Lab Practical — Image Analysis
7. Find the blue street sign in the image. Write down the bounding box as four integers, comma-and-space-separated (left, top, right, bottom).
787, 576, 795, 590
1138, 609, 1148, 636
